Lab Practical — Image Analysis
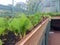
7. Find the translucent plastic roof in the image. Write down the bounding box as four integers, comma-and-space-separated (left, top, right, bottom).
0, 0, 59, 16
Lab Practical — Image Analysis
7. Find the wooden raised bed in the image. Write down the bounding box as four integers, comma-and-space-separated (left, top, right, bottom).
51, 16, 60, 19
15, 18, 50, 45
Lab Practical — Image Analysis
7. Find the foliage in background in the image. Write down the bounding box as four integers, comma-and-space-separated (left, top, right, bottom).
29, 12, 42, 26
47, 12, 60, 16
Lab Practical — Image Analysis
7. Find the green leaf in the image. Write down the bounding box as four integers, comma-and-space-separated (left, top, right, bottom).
0, 40, 2, 45
0, 17, 7, 35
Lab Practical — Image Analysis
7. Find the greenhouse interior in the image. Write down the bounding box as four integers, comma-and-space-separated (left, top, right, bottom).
0, 0, 60, 45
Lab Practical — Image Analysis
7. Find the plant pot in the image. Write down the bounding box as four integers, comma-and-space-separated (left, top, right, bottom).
15, 18, 50, 45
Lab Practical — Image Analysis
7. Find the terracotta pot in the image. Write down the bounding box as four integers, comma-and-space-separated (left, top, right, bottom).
15, 18, 50, 45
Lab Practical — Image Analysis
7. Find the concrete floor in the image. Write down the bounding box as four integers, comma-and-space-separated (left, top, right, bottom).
48, 31, 60, 45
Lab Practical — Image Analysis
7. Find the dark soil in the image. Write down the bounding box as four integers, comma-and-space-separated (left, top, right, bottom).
0, 30, 31, 45
0, 17, 47, 45
0, 31, 20, 45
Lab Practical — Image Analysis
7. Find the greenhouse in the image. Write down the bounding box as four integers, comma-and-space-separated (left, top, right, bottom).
0, 0, 60, 45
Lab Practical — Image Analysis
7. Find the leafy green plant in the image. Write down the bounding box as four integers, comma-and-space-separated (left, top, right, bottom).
0, 40, 2, 45
8, 18, 20, 33
29, 13, 42, 26
0, 17, 7, 35
9, 14, 33, 38
19, 15, 33, 38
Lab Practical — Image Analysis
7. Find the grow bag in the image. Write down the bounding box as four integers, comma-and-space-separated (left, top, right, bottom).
51, 19, 60, 30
